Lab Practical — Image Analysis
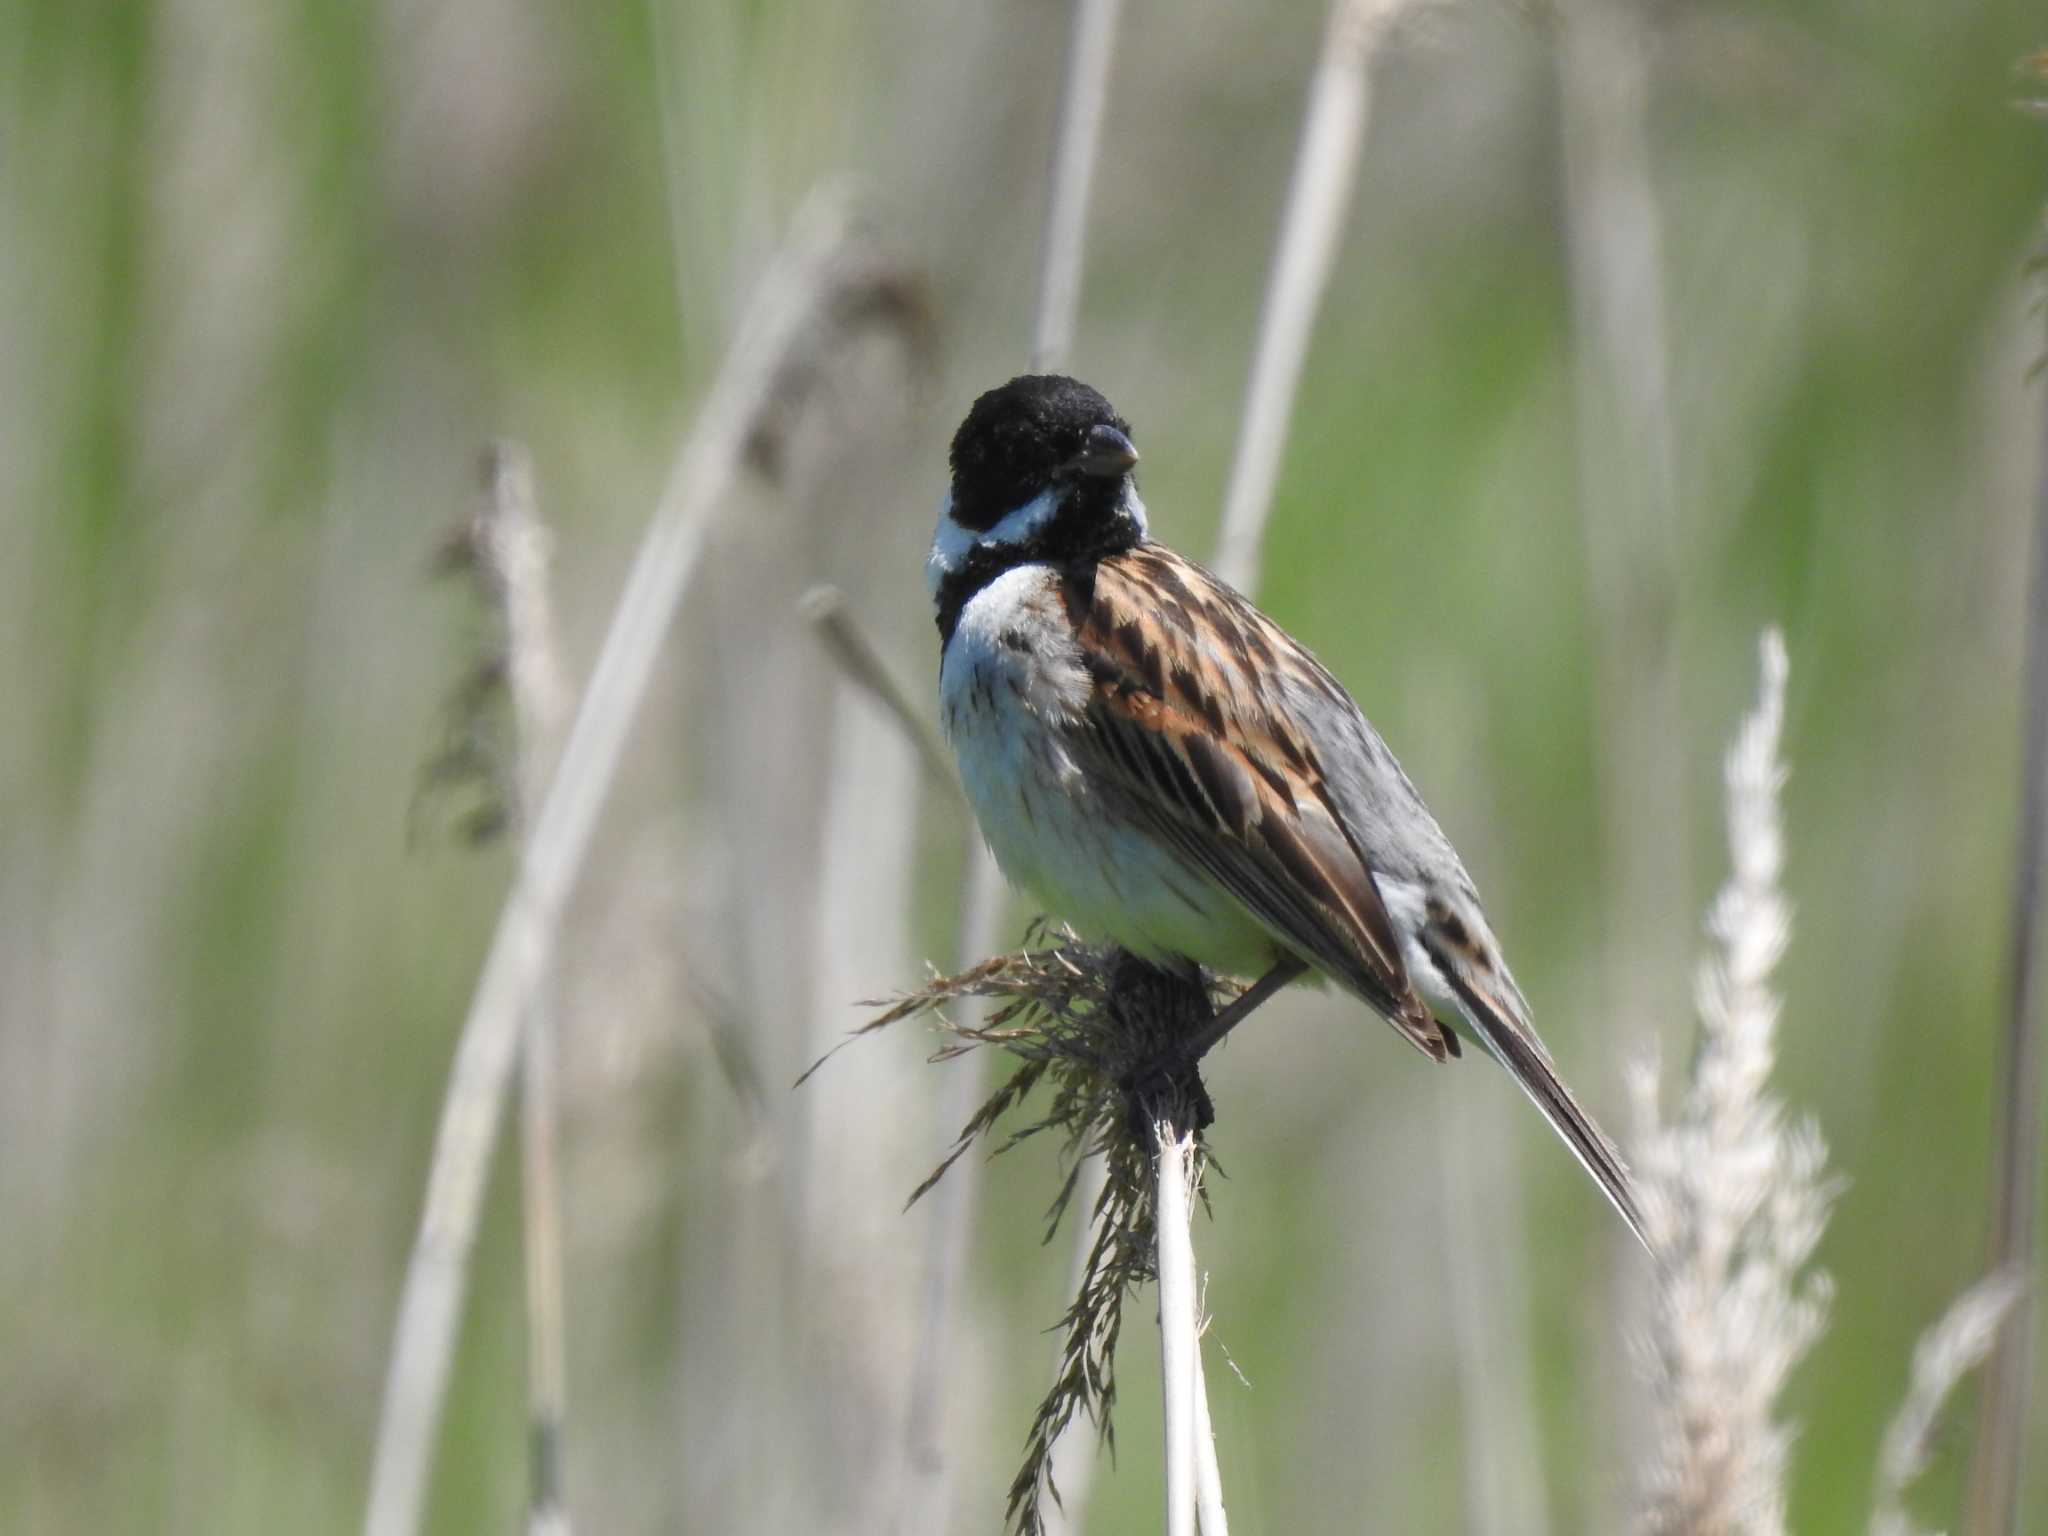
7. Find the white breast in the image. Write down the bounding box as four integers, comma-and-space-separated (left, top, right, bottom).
940, 564, 1280, 974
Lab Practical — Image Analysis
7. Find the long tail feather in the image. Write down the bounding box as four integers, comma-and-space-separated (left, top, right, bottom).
1436, 960, 1648, 1250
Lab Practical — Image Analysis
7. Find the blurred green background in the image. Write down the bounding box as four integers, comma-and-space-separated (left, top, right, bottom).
3, 0, 2045, 1531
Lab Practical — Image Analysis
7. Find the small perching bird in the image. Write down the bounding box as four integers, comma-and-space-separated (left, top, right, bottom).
927, 374, 1645, 1246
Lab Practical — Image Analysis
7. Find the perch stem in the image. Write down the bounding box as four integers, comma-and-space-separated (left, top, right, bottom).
1155, 1123, 1202, 1536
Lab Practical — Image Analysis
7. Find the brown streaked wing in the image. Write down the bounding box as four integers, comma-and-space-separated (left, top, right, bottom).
1060, 545, 1454, 1063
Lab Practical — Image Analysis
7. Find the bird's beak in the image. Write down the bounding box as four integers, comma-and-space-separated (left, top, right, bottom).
1072, 424, 1139, 479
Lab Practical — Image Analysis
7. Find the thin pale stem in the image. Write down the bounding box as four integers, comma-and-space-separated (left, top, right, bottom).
1033, 0, 1125, 372
361, 194, 877, 1536
1213, 0, 1387, 594
1438, 1077, 1550, 1536
789, 586, 992, 1532
1192, 1331, 1229, 1536
1155, 1123, 1201, 1536
476, 442, 576, 1536
519, 993, 570, 1536
1041, 1153, 1112, 1536
1556, 0, 1689, 1057
798, 584, 960, 797
1554, 12, 1688, 1522
898, 846, 1009, 1535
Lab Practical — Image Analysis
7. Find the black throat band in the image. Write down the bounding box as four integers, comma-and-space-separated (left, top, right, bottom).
934, 486, 1139, 648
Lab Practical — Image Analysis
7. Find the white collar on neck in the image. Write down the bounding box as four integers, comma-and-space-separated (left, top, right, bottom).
924, 484, 1148, 602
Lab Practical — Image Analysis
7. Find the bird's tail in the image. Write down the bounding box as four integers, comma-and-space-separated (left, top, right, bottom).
1429, 943, 1648, 1251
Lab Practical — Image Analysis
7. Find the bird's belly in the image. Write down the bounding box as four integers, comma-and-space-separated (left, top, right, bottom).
957, 725, 1276, 973
941, 580, 1279, 975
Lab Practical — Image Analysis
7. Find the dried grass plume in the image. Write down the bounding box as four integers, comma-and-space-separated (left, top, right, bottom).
1631, 630, 1838, 1536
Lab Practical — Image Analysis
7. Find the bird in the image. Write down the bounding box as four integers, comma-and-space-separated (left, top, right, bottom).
926, 372, 1645, 1246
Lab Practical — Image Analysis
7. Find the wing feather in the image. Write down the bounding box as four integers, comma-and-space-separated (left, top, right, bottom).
1056, 542, 1643, 1241
1060, 547, 1454, 1062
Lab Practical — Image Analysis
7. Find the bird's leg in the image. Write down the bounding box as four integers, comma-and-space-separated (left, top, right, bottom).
1177, 955, 1308, 1063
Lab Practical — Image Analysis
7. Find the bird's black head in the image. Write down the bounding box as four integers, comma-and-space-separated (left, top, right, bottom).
947, 374, 1140, 538
929, 375, 1148, 645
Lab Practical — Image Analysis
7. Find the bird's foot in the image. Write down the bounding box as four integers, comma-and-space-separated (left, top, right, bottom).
1118, 1052, 1215, 1141
1109, 954, 1307, 1140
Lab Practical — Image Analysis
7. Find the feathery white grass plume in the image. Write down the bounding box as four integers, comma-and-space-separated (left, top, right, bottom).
1868, 1269, 2026, 1536
1632, 629, 1838, 1536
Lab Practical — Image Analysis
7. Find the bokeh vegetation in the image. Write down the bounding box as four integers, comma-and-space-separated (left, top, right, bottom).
2, 0, 2044, 1531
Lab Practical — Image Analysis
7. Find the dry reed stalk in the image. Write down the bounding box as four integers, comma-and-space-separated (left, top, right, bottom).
1965, 217, 2048, 1534
473, 443, 576, 1536
1632, 630, 1837, 1536
798, 686, 929, 1529
693, 205, 933, 1531
1213, 0, 1420, 595
1033, 0, 1125, 373
794, 583, 985, 1527
1555, 17, 1690, 1519
362, 192, 896, 1536
1405, 666, 1554, 1536
797, 584, 958, 794
1040, 1151, 1114, 1536
516, 993, 570, 1536
415, 441, 579, 1532
895, 846, 1008, 1531
1438, 1079, 1553, 1536
1555, 0, 1691, 1065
